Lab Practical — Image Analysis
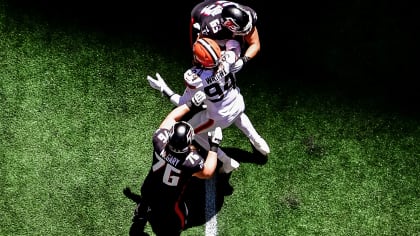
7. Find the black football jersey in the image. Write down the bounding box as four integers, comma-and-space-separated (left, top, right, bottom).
141, 128, 205, 202
190, 1, 258, 46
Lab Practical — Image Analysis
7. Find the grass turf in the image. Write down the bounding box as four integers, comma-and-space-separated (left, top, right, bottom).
1, 2, 419, 236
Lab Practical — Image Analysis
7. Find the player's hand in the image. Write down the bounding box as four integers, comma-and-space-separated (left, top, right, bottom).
187, 91, 206, 109
192, 91, 206, 107
147, 73, 175, 98
208, 127, 222, 151
147, 73, 168, 93
231, 56, 250, 74
146, 75, 162, 91
225, 39, 241, 57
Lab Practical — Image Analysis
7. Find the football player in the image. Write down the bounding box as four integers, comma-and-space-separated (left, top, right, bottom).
127, 91, 223, 236
190, 0, 260, 70
147, 38, 270, 168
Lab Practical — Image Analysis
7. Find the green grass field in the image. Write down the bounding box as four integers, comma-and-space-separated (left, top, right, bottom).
1, 2, 419, 236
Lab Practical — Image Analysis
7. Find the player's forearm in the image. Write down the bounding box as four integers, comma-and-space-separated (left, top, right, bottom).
194, 152, 217, 179
244, 27, 261, 59
159, 105, 190, 129
160, 84, 180, 106
244, 42, 260, 59
169, 94, 180, 106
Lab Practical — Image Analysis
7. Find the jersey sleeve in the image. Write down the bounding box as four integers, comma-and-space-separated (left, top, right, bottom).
183, 151, 205, 173
178, 87, 195, 106
184, 68, 203, 89
180, 67, 204, 105
152, 128, 170, 156
190, 1, 209, 46
242, 5, 258, 26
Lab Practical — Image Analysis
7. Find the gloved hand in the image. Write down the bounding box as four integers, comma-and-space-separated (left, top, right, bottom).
225, 39, 241, 58
231, 56, 250, 74
147, 73, 175, 98
187, 91, 206, 110
208, 127, 223, 152
240, 56, 251, 64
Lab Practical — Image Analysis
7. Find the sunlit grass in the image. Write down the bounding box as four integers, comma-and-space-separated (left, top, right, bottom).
1, 2, 419, 236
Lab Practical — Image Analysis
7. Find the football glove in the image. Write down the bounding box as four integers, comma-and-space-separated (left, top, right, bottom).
147, 73, 175, 98
225, 39, 241, 58
208, 127, 223, 152
231, 56, 250, 73
186, 91, 206, 110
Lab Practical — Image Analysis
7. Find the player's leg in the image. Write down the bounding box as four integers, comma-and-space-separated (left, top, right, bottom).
233, 112, 270, 156
129, 198, 149, 236
148, 206, 182, 236
194, 132, 239, 173
187, 111, 240, 173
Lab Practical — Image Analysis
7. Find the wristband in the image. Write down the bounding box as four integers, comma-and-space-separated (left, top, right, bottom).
209, 145, 218, 152
241, 56, 251, 64
186, 100, 193, 109
162, 89, 175, 98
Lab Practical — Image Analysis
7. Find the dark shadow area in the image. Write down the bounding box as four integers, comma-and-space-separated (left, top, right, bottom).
181, 172, 234, 229
3, 0, 196, 57
192, 139, 268, 166
123, 171, 234, 231
122, 139, 268, 232
223, 147, 268, 165
254, 0, 418, 117
4, 0, 418, 117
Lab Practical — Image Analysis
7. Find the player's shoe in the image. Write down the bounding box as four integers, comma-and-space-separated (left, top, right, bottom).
250, 136, 270, 156
129, 219, 149, 236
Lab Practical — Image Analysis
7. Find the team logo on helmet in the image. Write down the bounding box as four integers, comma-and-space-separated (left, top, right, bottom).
221, 5, 253, 36
222, 17, 240, 32
167, 121, 194, 154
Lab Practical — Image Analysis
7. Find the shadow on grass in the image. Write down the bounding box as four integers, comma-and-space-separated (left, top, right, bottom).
223, 146, 268, 165
184, 147, 268, 229
123, 171, 234, 232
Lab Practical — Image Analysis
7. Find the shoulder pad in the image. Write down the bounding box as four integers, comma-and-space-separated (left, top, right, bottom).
184, 68, 203, 89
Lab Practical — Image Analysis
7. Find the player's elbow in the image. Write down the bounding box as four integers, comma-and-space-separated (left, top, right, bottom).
199, 168, 215, 179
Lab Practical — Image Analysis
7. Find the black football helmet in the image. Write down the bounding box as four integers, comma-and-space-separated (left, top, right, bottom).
167, 121, 195, 154
221, 5, 253, 36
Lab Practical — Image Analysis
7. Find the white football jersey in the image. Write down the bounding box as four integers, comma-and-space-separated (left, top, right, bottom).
179, 50, 245, 123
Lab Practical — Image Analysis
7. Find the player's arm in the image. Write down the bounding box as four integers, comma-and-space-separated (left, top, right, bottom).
194, 151, 217, 179
223, 40, 247, 74
159, 105, 190, 130
190, 18, 201, 48
159, 91, 206, 130
243, 26, 261, 60
190, 2, 206, 47
147, 71, 203, 107
193, 127, 222, 179
147, 73, 181, 106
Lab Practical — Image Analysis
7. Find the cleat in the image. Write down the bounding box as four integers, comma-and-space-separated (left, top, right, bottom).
219, 157, 240, 174
250, 136, 270, 156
